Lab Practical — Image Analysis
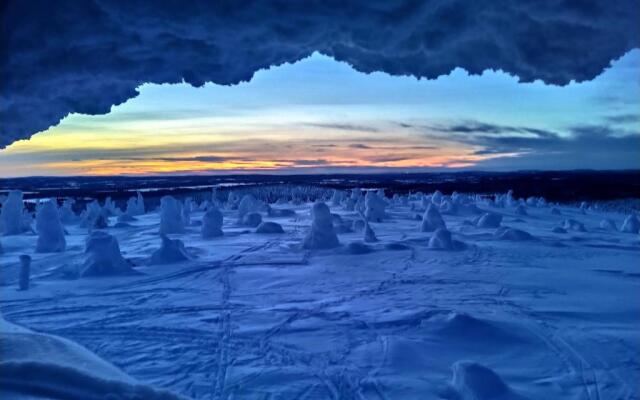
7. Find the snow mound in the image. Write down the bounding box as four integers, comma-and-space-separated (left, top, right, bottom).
599, 218, 618, 231
514, 205, 528, 216
552, 226, 567, 234
241, 212, 262, 227
201, 206, 224, 238
149, 235, 192, 265
451, 361, 520, 400
476, 213, 503, 228
0, 316, 184, 400
494, 227, 534, 241
420, 204, 446, 232
550, 207, 562, 215
429, 228, 454, 250
117, 213, 137, 223
159, 196, 185, 234
346, 241, 372, 254
621, 214, 640, 234
256, 221, 284, 234
302, 202, 340, 250
1, 190, 25, 235
81, 231, 132, 277
35, 200, 66, 253
562, 219, 586, 232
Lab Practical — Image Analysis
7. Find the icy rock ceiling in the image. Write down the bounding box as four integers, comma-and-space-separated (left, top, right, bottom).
1, 0, 639, 148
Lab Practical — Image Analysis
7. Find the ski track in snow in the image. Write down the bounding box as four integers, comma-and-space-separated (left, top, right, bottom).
1, 198, 640, 399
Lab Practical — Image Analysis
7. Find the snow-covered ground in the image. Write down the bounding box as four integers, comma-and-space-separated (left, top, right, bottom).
1, 189, 639, 399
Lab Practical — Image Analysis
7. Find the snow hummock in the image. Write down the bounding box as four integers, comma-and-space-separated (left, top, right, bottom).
302, 202, 340, 249
476, 213, 503, 228
429, 227, 454, 250
562, 218, 586, 232
81, 231, 132, 277
35, 200, 66, 253
600, 218, 618, 231
620, 214, 640, 234
421, 204, 447, 232
149, 235, 192, 265
1, 190, 24, 235
159, 196, 185, 234
241, 212, 262, 227
256, 221, 285, 234
494, 227, 534, 241
201, 205, 224, 238
0, 315, 184, 400
450, 361, 516, 400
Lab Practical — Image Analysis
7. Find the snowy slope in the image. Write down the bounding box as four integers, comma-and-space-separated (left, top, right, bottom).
1, 193, 639, 399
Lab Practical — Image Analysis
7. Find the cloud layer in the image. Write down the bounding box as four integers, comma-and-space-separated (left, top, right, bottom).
1, 0, 639, 147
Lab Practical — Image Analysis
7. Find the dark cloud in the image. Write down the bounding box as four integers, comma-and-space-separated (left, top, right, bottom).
2, 0, 638, 147
348, 143, 372, 149
427, 120, 640, 169
304, 123, 379, 132
604, 114, 640, 124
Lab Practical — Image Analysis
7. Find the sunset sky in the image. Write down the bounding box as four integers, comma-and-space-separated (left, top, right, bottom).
1, 50, 638, 177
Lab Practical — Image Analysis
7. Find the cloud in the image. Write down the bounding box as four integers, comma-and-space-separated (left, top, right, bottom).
304, 123, 379, 132
348, 143, 372, 149
1, 0, 639, 147
426, 120, 640, 169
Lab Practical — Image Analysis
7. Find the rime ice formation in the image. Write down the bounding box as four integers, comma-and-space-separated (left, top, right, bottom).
621, 214, 640, 234
1, 190, 24, 235
149, 235, 192, 265
81, 231, 132, 277
80, 200, 110, 230
256, 221, 285, 234
201, 206, 224, 238
431, 190, 444, 206
182, 198, 193, 226
159, 196, 185, 234
364, 221, 378, 243
421, 204, 447, 232
237, 194, 258, 222
476, 213, 503, 229
59, 199, 79, 224
429, 228, 454, 250
35, 200, 66, 253
364, 191, 386, 222
330, 189, 344, 207
302, 202, 339, 250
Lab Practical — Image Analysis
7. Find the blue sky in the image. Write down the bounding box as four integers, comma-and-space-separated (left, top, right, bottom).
0, 50, 638, 176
